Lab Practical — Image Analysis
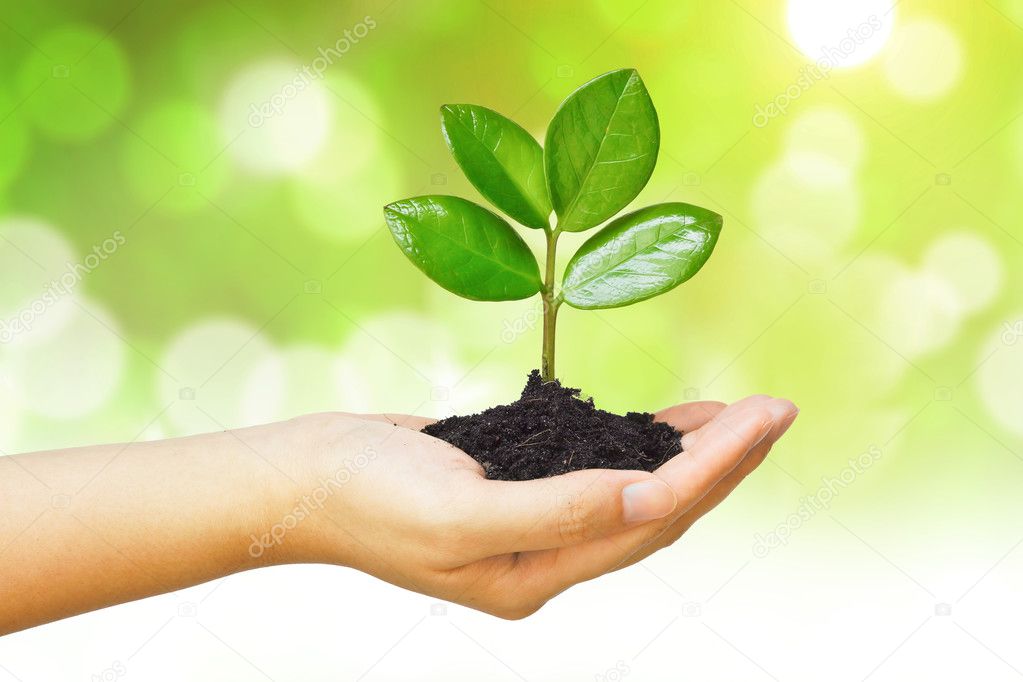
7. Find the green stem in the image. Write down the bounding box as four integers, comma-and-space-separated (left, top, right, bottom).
540, 227, 561, 382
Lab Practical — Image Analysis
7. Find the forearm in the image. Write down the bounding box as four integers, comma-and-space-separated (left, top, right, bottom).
0, 421, 304, 634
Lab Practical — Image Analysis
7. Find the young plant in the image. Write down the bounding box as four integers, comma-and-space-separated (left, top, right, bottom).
384, 68, 722, 382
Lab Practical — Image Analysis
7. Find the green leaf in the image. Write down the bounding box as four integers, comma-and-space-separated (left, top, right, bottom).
440, 104, 551, 229
561, 203, 722, 309
384, 196, 542, 301
544, 68, 659, 232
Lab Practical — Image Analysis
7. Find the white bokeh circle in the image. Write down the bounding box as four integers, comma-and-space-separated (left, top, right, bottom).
883, 18, 964, 100
978, 315, 1023, 437
288, 73, 396, 243
158, 317, 280, 434
787, 0, 895, 67
220, 60, 332, 175
828, 253, 911, 390
875, 269, 962, 358
289, 142, 400, 242
0, 217, 78, 346
921, 232, 1002, 314
240, 345, 342, 423
331, 312, 501, 417
2, 297, 125, 419
785, 107, 866, 170
751, 158, 861, 263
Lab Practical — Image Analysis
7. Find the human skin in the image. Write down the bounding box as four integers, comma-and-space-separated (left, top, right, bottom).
0, 395, 796, 634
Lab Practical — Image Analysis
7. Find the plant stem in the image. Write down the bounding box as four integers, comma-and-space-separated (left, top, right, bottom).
540, 227, 561, 382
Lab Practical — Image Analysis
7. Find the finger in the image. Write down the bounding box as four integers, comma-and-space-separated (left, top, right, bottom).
456, 400, 729, 558
626, 398, 796, 556
654, 399, 794, 508
678, 394, 773, 451
456, 467, 679, 558
673, 404, 798, 525
533, 404, 778, 590
654, 400, 726, 433
356, 413, 437, 430
419, 400, 724, 559
618, 405, 799, 568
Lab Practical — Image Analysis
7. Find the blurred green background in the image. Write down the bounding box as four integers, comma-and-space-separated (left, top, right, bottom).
1, 0, 1022, 677
2, 0, 1020, 473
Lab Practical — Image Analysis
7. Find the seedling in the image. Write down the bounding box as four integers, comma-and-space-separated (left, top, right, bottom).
384, 68, 722, 382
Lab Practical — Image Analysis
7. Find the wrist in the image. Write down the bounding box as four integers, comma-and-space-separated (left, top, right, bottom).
240, 413, 376, 570
235, 418, 321, 570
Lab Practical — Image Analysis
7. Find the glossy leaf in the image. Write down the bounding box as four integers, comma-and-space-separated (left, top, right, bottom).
384, 196, 542, 301
440, 104, 551, 229
544, 68, 659, 232
561, 203, 722, 309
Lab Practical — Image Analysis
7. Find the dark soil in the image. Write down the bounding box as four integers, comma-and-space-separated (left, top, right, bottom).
423, 370, 683, 481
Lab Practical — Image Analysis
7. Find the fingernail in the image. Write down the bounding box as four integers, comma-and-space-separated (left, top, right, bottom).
777, 407, 799, 436
622, 479, 677, 524
766, 399, 797, 422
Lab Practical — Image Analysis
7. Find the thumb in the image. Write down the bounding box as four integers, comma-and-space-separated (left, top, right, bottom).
461, 469, 678, 559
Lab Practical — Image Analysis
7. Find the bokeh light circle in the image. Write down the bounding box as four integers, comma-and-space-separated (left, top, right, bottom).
120, 100, 228, 211
290, 150, 400, 242
787, 0, 894, 67
751, 158, 860, 263
779, 108, 865, 190
875, 269, 962, 358
287, 71, 398, 242
331, 312, 483, 416
0, 217, 78, 347
978, 315, 1023, 437
921, 232, 1002, 314
828, 253, 912, 391
240, 345, 342, 423
220, 60, 332, 175
2, 297, 125, 418
883, 18, 963, 100
312, 71, 384, 172
158, 318, 280, 434
16, 24, 131, 142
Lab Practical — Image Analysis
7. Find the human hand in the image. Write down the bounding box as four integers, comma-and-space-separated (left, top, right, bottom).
272, 394, 797, 619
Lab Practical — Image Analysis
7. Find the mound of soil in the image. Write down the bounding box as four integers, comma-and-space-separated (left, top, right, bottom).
423, 370, 683, 481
